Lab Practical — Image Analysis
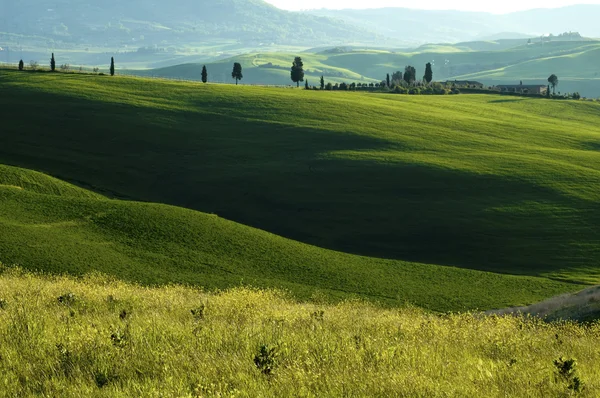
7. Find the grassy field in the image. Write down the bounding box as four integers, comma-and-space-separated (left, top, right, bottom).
1, 69, 599, 310
0, 269, 599, 397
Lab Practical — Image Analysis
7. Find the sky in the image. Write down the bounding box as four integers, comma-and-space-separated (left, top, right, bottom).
263, 0, 599, 13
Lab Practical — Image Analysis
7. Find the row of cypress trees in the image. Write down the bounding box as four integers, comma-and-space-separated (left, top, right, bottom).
17, 53, 115, 76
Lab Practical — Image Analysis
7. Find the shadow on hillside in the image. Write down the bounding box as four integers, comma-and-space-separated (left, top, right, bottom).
1, 82, 598, 280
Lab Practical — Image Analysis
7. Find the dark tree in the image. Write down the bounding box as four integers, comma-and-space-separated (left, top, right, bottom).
403, 66, 416, 84
50, 53, 56, 72
18, 60, 24, 71
305, 79, 309, 90
291, 57, 304, 87
320, 75, 325, 90
392, 71, 402, 85
202, 65, 208, 83
386, 73, 390, 88
424, 63, 433, 84
547, 84, 551, 98
548, 74, 558, 95
232, 62, 243, 85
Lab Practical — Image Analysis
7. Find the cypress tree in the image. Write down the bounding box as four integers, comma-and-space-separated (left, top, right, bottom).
110, 57, 115, 76
232, 62, 243, 85
386, 73, 390, 88
424, 63, 433, 84
50, 53, 56, 72
291, 57, 304, 88
404, 66, 416, 85
201, 65, 208, 83
320, 75, 325, 90
305, 79, 309, 90
18, 60, 24, 71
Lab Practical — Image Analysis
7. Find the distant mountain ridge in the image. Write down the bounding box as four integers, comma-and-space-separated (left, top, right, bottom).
2, 1, 599, 51
0, 0, 382, 47
308, 5, 600, 44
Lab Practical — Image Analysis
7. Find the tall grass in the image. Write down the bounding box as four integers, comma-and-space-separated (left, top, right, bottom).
0, 267, 598, 397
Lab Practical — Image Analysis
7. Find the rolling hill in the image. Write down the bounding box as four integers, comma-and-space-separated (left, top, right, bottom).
1, 70, 600, 310
140, 39, 600, 97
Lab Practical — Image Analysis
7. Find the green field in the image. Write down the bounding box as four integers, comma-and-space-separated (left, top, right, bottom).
0, 269, 598, 397
1, 70, 600, 311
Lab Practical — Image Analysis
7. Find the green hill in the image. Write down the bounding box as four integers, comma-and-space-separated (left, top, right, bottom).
0, 161, 575, 312
1, 69, 600, 310
144, 40, 600, 96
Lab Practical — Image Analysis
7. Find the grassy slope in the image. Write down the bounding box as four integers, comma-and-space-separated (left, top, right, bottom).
1, 270, 599, 397
1, 70, 600, 305
0, 163, 574, 312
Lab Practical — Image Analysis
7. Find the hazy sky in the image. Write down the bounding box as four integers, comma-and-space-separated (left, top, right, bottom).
264, 0, 598, 13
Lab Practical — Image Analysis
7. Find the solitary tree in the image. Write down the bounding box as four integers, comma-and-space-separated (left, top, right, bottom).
110, 57, 115, 76
404, 66, 416, 85
50, 53, 56, 72
201, 65, 208, 83
320, 75, 325, 90
547, 74, 558, 95
386, 73, 390, 88
424, 62, 433, 84
18, 59, 24, 71
232, 62, 243, 85
291, 57, 304, 87
305, 79, 309, 90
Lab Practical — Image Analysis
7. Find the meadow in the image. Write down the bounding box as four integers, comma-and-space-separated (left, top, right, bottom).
1, 69, 600, 309
0, 268, 599, 397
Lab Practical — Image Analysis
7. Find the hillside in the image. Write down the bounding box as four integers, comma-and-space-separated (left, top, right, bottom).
0, 161, 575, 312
309, 5, 600, 44
0, 269, 598, 397
145, 40, 600, 97
0, 0, 380, 48
1, 69, 600, 291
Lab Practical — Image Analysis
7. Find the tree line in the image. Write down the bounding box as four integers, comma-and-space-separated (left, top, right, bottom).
17, 53, 116, 76
13, 54, 575, 99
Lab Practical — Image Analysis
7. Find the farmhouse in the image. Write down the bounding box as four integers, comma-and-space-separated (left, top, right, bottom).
496, 84, 548, 95
445, 80, 484, 88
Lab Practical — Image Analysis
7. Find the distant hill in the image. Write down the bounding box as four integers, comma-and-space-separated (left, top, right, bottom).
308, 5, 600, 44
0, 0, 382, 48
142, 40, 600, 97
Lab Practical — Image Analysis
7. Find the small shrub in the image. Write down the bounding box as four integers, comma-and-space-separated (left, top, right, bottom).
111, 328, 128, 348
311, 310, 325, 321
191, 304, 205, 321
0, 298, 6, 309
253, 345, 278, 375
29, 61, 39, 71
57, 293, 76, 306
554, 357, 584, 393
92, 67, 99, 73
